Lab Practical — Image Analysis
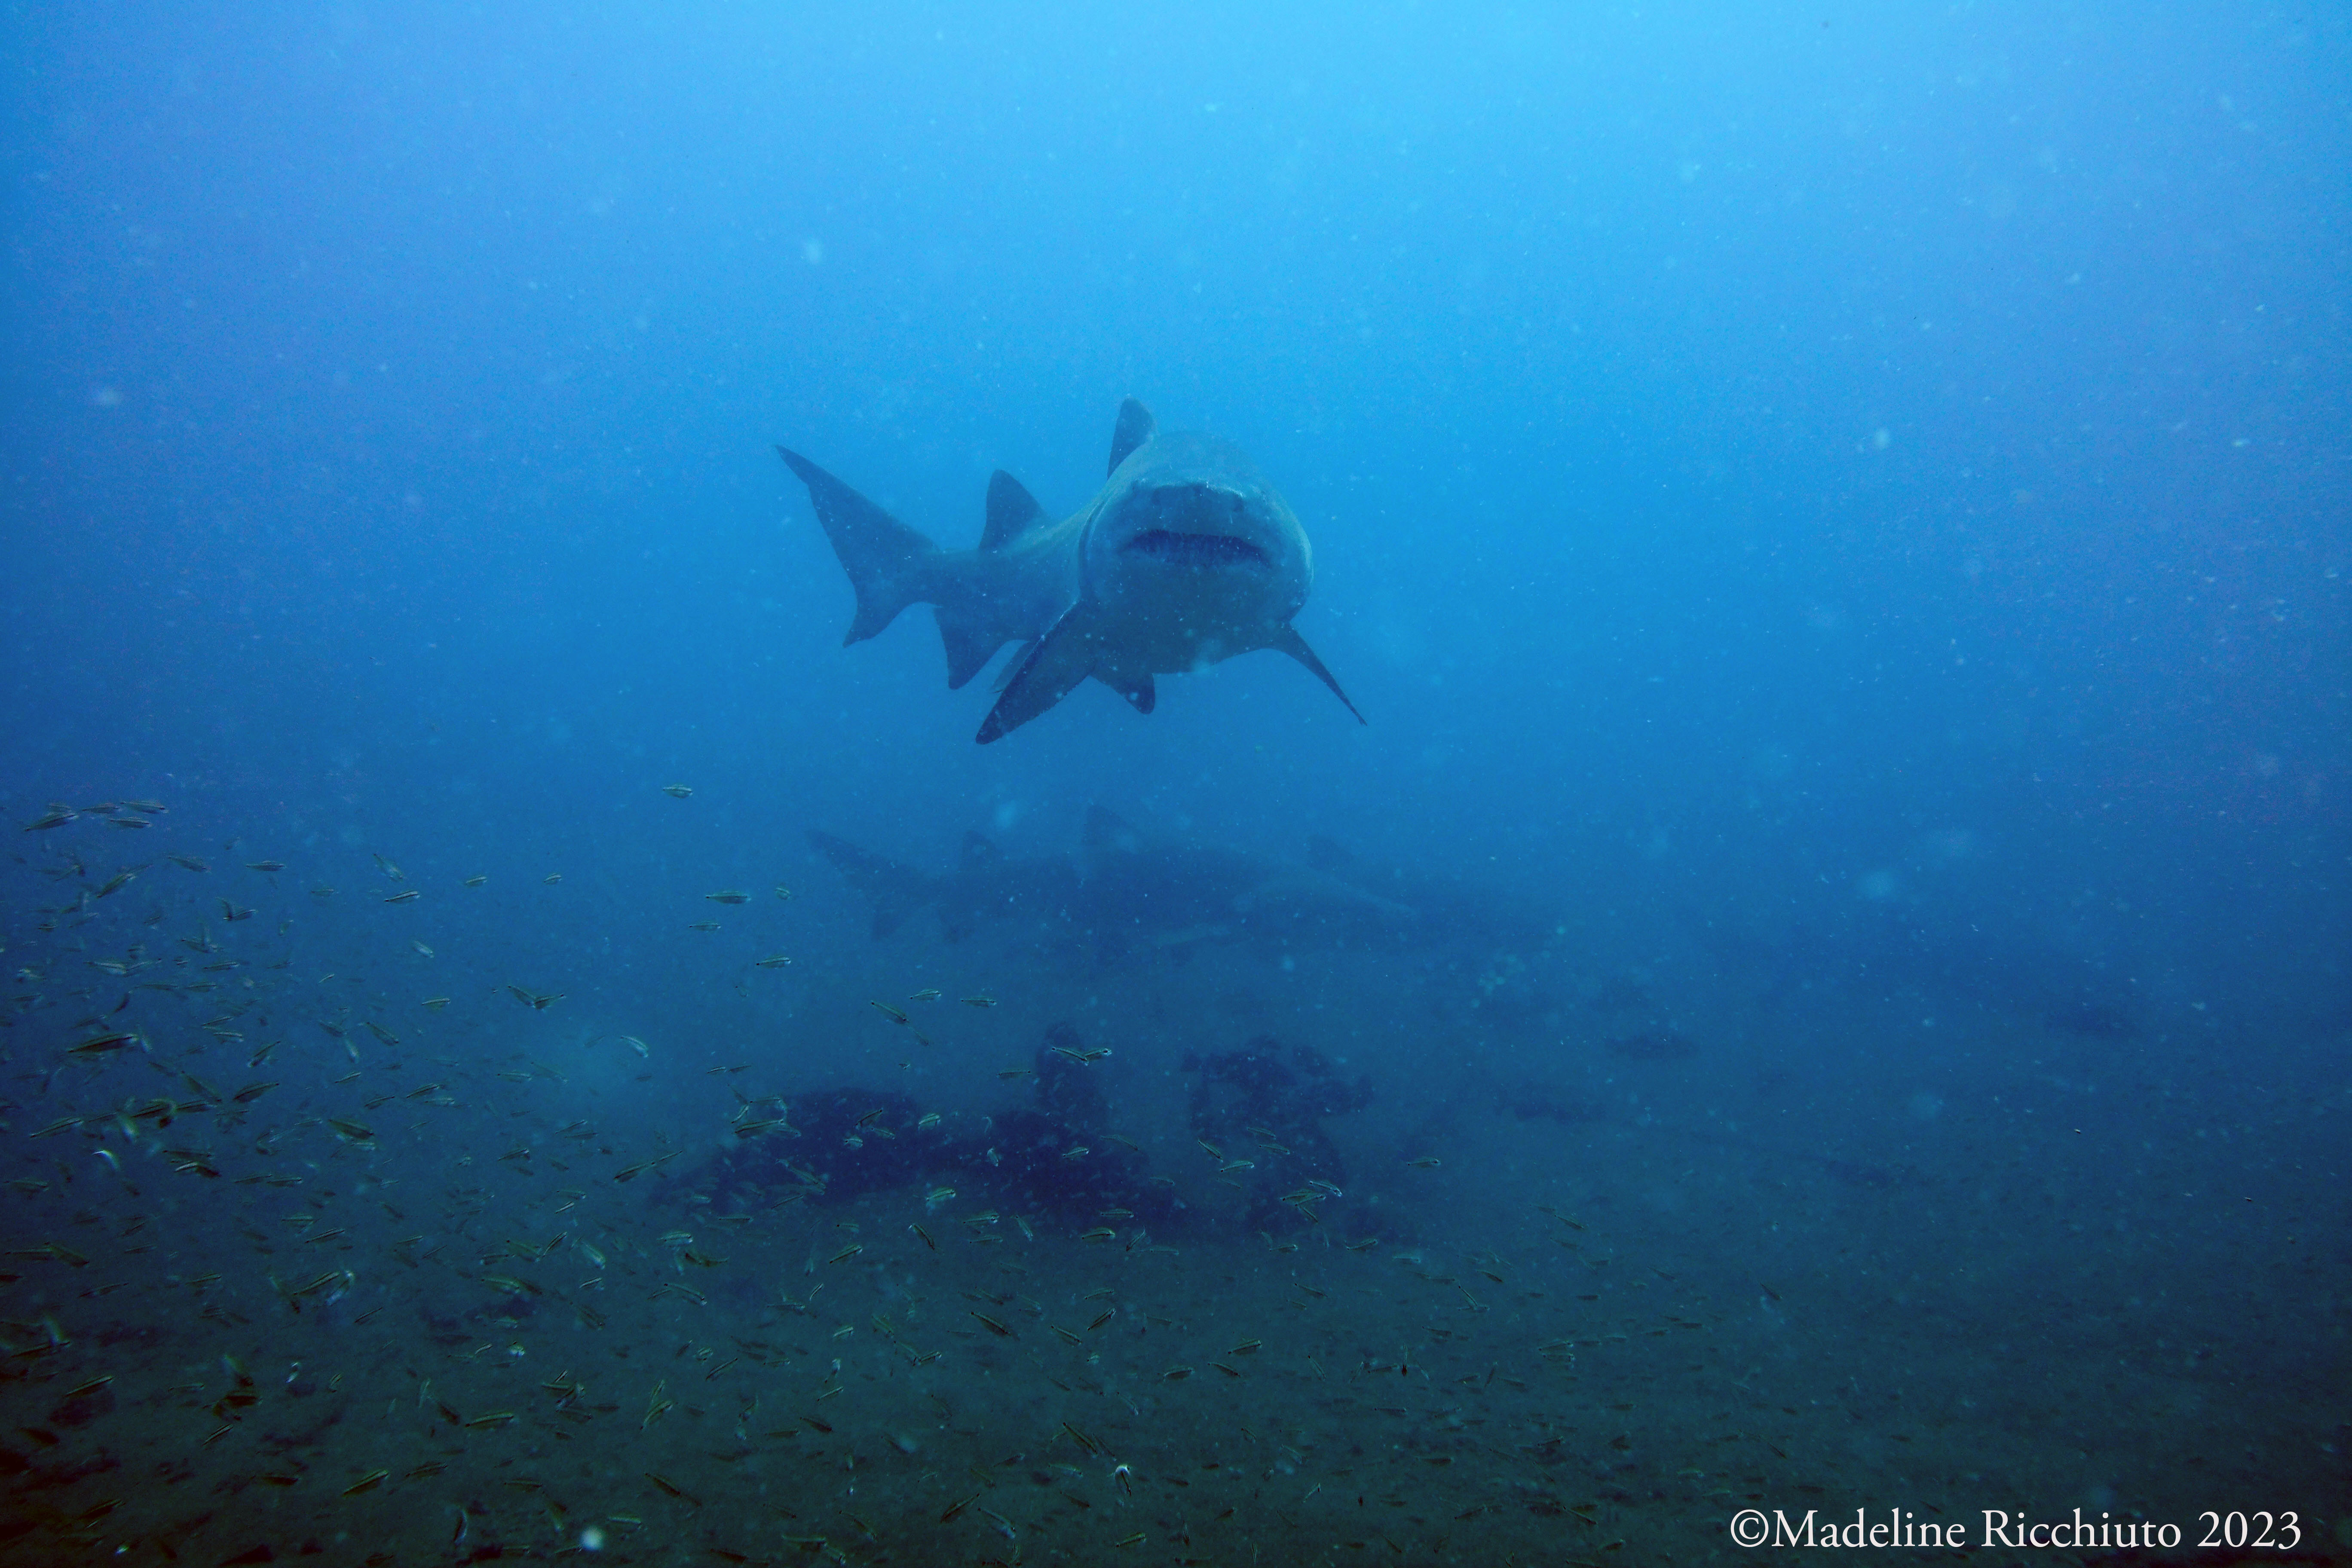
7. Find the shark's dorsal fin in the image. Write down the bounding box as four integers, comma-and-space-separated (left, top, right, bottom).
1268, 625, 1367, 725
982, 470, 1048, 551
1108, 398, 1157, 475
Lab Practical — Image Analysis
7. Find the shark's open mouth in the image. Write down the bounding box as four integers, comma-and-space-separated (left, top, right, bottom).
1122, 529, 1270, 568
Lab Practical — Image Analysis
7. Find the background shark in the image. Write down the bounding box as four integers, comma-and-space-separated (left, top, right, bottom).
808, 805, 1421, 961
778, 398, 1363, 742
1072, 804, 1417, 955
804, 826, 1088, 945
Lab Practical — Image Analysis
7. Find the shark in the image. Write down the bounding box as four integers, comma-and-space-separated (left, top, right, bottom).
805, 827, 1087, 945
778, 398, 1363, 742
806, 807, 1419, 960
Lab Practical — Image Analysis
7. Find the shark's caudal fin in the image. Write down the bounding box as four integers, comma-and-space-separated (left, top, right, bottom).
777, 449, 940, 646
1108, 397, 1157, 474
805, 830, 939, 939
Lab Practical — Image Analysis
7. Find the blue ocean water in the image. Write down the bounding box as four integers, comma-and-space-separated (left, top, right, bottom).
2, 6, 2345, 1563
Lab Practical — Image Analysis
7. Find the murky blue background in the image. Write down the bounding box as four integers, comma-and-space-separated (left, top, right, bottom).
8, 7, 2343, 1024
1, 8, 2346, 1551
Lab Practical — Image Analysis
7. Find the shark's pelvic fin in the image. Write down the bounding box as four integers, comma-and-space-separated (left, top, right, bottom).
977, 603, 1106, 744
981, 470, 1049, 551
933, 606, 1003, 691
1108, 397, 1157, 475
937, 472, 1051, 686
1269, 625, 1367, 725
777, 448, 940, 645
1102, 671, 1155, 714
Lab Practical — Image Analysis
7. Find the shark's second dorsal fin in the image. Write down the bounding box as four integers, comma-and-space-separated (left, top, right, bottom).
982, 470, 1048, 551
1108, 397, 1157, 475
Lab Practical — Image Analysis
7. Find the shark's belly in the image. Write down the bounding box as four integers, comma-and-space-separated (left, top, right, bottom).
1106, 592, 1270, 674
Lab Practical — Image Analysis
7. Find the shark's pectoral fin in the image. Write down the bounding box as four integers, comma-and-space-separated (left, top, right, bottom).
1269, 625, 1367, 725
977, 604, 1105, 744
1108, 397, 1157, 475
1096, 670, 1155, 715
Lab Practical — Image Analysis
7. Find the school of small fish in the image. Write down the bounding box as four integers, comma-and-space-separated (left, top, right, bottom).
0, 793, 1786, 1565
